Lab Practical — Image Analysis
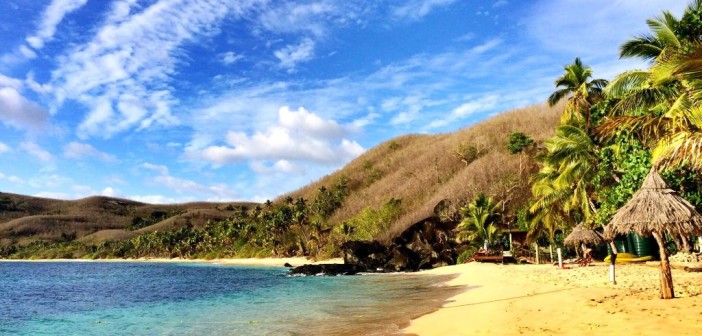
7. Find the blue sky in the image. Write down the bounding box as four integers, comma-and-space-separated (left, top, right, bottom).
0, 0, 688, 203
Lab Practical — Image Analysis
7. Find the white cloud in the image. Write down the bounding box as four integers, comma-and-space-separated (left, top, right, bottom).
274, 38, 315, 71
19, 45, 37, 59
51, 0, 247, 138
427, 94, 500, 129
25, 0, 89, 50
192, 106, 364, 165
101, 187, 117, 197
20, 142, 54, 162
219, 51, 243, 65
0, 172, 25, 185
0, 87, 50, 132
129, 194, 192, 204
140, 162, 239, 199
0, 142, 10, 153
63, 141, 116, 162
256, 1, 337, 37
392, 0, 457, 21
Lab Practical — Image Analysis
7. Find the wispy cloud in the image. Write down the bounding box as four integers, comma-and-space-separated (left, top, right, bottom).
25, 0, 89, 50
20, 142, 54, 162
426, 94, 500, 129
274, 38, 316, 71
0, 142, 10, 154
51, 0, 244, 138
392, 0, 457, 21
63, 141, 116, 162
141, 162, 239, 200
219, 51, 244, 65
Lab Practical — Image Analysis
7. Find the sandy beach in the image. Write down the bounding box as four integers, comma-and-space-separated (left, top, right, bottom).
405, 262, 702, 335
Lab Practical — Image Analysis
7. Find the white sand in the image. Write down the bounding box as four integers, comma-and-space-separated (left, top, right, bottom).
405, 262, 702, 335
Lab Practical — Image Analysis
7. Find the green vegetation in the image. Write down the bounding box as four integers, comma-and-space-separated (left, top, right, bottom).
506, 132, 533, 154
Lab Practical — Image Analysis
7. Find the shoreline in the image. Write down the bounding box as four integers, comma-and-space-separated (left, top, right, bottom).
404, 262, 702, 335
0, 257, 343, 267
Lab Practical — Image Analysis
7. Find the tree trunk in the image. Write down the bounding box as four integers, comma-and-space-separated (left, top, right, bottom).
680, 233, 691, 253
652, 232, 675, 299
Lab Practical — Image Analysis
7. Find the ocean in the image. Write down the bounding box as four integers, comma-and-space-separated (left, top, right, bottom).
0, 261, 459, 335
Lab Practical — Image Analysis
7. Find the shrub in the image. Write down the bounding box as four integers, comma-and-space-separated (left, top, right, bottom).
507, 132, 534, 154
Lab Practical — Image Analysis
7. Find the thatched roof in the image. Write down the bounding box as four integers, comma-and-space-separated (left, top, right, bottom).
607, 169, 702, 238
564, 224, 604, 246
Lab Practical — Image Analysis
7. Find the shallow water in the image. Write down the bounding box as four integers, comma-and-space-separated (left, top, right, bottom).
0, 262, 460, 335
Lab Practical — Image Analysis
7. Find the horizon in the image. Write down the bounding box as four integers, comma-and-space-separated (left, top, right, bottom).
0, 0, 687, 203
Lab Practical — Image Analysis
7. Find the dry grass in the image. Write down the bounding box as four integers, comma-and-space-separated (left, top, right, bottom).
283, 103, 562, 241
0, 192, 252, 245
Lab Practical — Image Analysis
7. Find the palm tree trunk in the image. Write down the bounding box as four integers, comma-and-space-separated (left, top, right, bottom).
652, 231, 675, 299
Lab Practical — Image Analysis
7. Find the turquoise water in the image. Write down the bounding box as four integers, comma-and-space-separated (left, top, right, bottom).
0, 262, 458, 335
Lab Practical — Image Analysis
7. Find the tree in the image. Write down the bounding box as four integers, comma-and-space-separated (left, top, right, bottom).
456, 193, 500, 248
506, 132, 534, 154
547, 58, 608, 130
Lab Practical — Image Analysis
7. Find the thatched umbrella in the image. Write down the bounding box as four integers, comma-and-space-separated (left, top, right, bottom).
607, 168, 702, 299
564, 224, 604, 247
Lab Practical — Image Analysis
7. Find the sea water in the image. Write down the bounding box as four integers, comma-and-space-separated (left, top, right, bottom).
0, 262, 459, 335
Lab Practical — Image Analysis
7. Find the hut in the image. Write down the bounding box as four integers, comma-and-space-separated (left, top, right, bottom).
564, 224, 603, 256
607, 169, 702, 299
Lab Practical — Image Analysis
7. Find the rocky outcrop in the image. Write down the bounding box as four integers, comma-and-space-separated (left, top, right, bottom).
290, 216, 458, 276
288, 263, 363, 276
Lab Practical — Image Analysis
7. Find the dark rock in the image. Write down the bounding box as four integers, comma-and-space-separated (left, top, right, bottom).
283, 262, 293, 268
341, 240, 391, 271
288, 263, 363, 276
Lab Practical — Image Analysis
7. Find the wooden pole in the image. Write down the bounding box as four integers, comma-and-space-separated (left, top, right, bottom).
549, 244, 554, 262
698, 236, 702, 253
557, 248, 563, 268
534, 243, 540, 264
608, 241, 618, 285
652, 231, 675, 299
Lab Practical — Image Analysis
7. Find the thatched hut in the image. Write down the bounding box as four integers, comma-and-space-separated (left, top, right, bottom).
607, 169, 702, 299
564, 224, 603, 256
564, 224, 603, 246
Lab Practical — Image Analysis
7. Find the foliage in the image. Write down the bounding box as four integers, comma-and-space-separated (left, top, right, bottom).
453, 142, 481, 165
456, 193, 501, 247
341, 198, 403, 241
506, 132, 534, 154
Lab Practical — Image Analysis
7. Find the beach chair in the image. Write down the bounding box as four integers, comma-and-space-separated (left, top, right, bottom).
577, 256, 592, 266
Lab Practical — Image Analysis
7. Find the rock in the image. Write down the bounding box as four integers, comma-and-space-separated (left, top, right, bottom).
288, 263, 363, 276
341, 240, 391, 271
283, 262, 293, 268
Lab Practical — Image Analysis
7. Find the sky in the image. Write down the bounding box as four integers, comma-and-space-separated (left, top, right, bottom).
0, 0, 689, 204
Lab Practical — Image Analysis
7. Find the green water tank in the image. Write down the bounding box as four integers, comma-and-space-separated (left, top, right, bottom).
607, 240, 628, 254
629, 233, 658, 257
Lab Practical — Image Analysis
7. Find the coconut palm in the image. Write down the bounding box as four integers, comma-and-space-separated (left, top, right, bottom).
456, 193, 500, 248
619, 11, 682, 62
598, 40, 702, 171
547, 58, 608, 129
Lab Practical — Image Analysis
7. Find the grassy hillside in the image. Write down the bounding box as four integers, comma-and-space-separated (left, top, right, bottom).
0, 193, 254, 247
281, 103, 562, 241
0, 103, 561, 258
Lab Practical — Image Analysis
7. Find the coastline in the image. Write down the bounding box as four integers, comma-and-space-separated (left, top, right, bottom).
404, 262, 702, 335
0, 257, 343, 267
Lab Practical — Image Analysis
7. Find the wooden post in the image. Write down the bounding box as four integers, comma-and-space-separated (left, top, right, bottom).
534, 243, 540, 264
557, 248, 563, 268
698, 237, 702, 253
549, 244, 554, 262
606, 240, 618, 285
652, 231, 675, 299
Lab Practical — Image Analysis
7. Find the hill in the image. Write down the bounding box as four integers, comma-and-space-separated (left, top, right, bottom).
281, 103, 561, 240
0, 102, 561, 258
0, 193, 254, 247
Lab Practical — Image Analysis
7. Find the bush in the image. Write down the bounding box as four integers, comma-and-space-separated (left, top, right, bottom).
507, 132, 534, 154
457, 246, 478, 264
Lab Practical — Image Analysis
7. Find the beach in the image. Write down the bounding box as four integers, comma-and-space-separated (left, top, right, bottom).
405, 262, 702, 335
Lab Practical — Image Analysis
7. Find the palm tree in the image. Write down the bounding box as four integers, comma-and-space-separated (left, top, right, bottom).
456, 193, 500, 249
619, 11, 681, 62
547, 58, 608, 130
